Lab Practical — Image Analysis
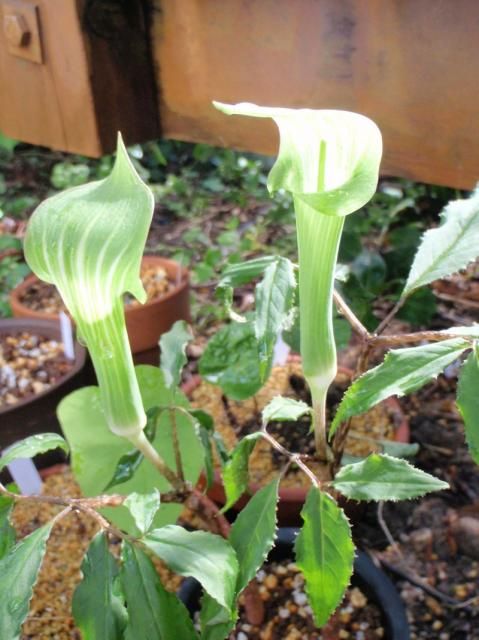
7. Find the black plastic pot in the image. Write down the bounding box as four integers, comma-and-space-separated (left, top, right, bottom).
178, 527, 410, 639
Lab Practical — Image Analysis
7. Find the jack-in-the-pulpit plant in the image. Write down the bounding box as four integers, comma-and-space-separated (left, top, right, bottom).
2, 108, 479, 639
24, 136, 153, 444
214, 102, 382, 460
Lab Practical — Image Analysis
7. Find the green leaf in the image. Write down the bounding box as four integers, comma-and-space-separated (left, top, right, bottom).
457, 351, 479, 464
143, 525, 239, 610
124, 490, 161, 535
330, 339, 469, 436
0, 433, 68, 472
200, 594, 236, 640
72, 532, 127, 639
404, 187, 479, 295
199, 320, 262, 400
103, 449, 143, 491
214, 103, 382, 217
0, 522, 53, 640
159, 320, 193, 390
262, 396, 311, 424
380, 440, 419, 458
58, 365, 203, 533
222, 433, 262, 511
294, 488, 354, 627
219, 256, 279, 289
121, 542, 198, 640
0, 496, 15, 560
230, 479, 279, 594
332, 453, 448, 501
255, 257, 296, 380
25, 135, 154, 437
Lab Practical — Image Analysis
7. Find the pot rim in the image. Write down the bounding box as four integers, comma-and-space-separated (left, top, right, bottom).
9, 254, 190, 321
0, 317, 86, 416
182, 361, 410, 503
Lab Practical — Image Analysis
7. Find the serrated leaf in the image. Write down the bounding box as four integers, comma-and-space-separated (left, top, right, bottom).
222, 433, 263, 511
404, 187, 479, 295
330, 339, 469, 436
143, 525, 239, 610
72, 532, 127, 639
0, 433, 68, 472
121, 542, 198, 640
199, 319, 263, 400
255, 257, 296, 381
230, 479, 279, 594
159, 320, 193, 389
457, 351, 479, 465
0, 496, 15, 560
332, 453, 448, 501
262, 396, 311, 424
0, 522, 53, 640
124, 490, 161, 535
294, 488, 354, 627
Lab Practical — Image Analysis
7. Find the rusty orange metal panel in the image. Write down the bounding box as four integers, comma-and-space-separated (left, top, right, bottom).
151, 0, 479, 189
0, 0, 159, 156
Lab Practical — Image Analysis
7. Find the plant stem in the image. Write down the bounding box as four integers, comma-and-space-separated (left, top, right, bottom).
128, 430, 183, 490
169, 408, 185, 483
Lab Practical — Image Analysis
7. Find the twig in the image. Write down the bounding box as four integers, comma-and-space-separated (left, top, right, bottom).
333, 289, 370, 339
377, 555, 476, 611
375, 297, 407, 335
369, 330, 471, 348
377, 502, 403, 558
260, 427, 321, 488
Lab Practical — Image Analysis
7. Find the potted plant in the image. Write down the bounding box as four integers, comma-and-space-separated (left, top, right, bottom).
9, 254, 190, 359
1, 116, 478, 638
0, 317, 86, 463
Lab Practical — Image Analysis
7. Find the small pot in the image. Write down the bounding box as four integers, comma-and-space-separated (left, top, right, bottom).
184, 362, 410, 525
178, 528, 410, 639
0, 318, 86, 468
9, 255, 191, 358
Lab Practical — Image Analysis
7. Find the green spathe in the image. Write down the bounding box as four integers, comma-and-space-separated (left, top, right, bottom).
24, 135, 154, 438
215, 102, 382, 458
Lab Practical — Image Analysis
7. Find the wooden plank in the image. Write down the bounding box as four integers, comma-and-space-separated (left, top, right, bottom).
151, 0, 479, 189
0, 0, 158, 156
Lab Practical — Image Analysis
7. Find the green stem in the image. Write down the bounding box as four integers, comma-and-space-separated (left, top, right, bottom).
78, 297, 145, 438
295, 199, 344, 460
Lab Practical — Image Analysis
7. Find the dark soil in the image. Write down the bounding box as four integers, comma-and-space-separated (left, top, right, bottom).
234, 373, 348, 468
0, 332, 73, 407
354, 378, 479, 639
233, 561, 383, 639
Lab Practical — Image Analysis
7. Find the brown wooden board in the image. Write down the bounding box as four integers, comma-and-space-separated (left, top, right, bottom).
0, 0, 159, 156
151, 0, 479, 189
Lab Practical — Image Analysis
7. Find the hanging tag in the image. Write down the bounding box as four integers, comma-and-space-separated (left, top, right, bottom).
59, 311, 75, 360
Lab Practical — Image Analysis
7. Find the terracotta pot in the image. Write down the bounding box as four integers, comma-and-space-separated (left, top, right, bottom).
183, 362, 410, 525
0, 318, 87, 468
9, 255, 191, 357
179, 528, 410, 639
